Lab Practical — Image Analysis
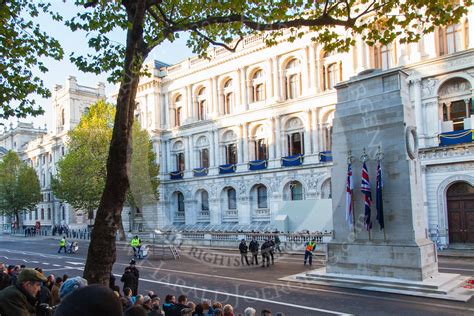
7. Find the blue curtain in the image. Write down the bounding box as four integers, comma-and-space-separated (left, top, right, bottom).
439, 130, 473, 146
249, 160, 267, 171
219, 164, 236, 174
319, 151, 333, 162
281, 154, 304, 167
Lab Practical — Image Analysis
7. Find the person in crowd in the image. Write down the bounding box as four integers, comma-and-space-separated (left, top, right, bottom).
170, 294, 189, 316
193, 303, 205, 316
57, 236, 67, 254
188, 301, 196, 313
9, 265, 20, 285
45, 274, 55, 291
261, 309, 272, 316
223, 304, 233, 316
38, 276, 52, 306
128, 259, 140, 295
62, 274, 69, 282
201, 299, 213, 315
274, 235, 282, 254
239, 239, 250, 266
149, 295, 162, 316
260, 239, 271, 268
303, 237, 316, 266
51, 276, 62, 306
134, 294, 144, 306
268, 238, 275, 265
54, 284, 122, 316
163, 294, 176, 315
0, 262, 11, 291
0, 268, 47, 315
213, 309, 223, 316
123, 287, 134, 310
125, 305, 148, 316
249, 237, 259, 265
121, 267, 138, 297
244, 307, 256, 316
212, 302, 222, 311
59, 276, 88, 300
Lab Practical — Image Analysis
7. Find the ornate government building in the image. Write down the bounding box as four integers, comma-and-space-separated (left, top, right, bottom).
1, 7, 473, 246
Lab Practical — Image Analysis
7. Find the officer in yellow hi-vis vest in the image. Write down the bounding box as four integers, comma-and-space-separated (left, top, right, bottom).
57, 236, 67, 254
303, 238, 316, 266
130, 235, 141, 258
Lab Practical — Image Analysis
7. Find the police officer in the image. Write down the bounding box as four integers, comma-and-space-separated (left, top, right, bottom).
57, 236, 66, 254
239, 239, 250, 266
130, 235, 141, 258
268, 237, 275, 265
304, 238, 316, 266
261, 239, 271, 268
249, 236, 259, 265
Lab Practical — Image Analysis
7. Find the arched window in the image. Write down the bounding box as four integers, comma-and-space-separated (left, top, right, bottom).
290, 181, 303, 200
251, 70, 265, 102
285, 59, 301, 100
40, 208, 44, 220
257, 185, 268, 209
174, 94, 183, 127
227, 188, 237, 210
223, 79, 234, 115
196, 87, 207, 121
201, 191, 209, 211
226, 144, 237, 164
176, 153, 185, 172
47, 208, 51, 220
327, 63, 339, 90
438, 78, 472, 131
200, 148, 209, 168
62, 206, 65, 220
177, 192, 185, 213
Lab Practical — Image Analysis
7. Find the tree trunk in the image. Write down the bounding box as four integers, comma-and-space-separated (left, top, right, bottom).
83, 0, 148, 285
117, 215, 126, 241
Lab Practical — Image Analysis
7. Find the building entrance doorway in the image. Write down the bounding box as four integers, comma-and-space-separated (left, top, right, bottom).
447, 182, 474, 243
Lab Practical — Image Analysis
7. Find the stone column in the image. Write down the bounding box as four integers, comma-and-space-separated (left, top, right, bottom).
166, 140, 173, 173
275, 116, 282, 158
267, 58, 274, 98
269, 118, 276, 160
272, 56, 281, 101
163, 92, 169, 129
209, 132, 215, 168
311, 108, 319, 154
303, 109, 311, 155
214, 76, 220, 116
243, 124, 249, 163
209, 77, 215, 118
160, 140, 167, 174
356, 37, 367, 73
214, 129, 220, 166
239, 67, 248, 111
422, 32, 437, 58
411, 78, 425, 148
423, 98, 440, 148
238, 196, 251, 225
210, 198, 221, 225
185, 85, 191, 121
184, 136, 190, 172
309, 44, 317, 94
302, 46, 310, 95
469, 8, 474, 49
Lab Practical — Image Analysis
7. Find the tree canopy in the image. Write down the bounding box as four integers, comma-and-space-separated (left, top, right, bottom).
0, 0, 63, 120
0, 151, 42, 226
52, 100, 159, 224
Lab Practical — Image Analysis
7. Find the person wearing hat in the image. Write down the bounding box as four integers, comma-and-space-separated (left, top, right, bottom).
238, 239, 250, 266
0, 268, 47, 316
128, 259, 140, 295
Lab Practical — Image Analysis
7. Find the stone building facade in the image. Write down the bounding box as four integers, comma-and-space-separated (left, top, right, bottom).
0, 77, 105, 231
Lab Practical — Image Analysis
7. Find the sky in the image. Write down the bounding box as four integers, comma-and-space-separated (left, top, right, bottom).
1, 1, 194, 131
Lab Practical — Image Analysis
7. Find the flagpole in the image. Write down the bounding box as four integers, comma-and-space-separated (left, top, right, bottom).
348, 153, 356, 238
377, 147, 386, 242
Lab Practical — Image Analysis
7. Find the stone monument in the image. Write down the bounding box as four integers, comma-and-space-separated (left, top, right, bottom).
284, 69, 472, 301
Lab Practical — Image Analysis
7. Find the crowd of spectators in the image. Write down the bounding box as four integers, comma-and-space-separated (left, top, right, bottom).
0, 261, 280, 316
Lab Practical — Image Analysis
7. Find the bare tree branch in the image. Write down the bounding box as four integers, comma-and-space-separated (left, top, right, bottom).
191, 28, 243, 53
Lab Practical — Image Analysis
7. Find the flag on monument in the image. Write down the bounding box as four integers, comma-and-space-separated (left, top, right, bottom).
345, 163, 354, 229
376, 159, 384, 230
361, 161, 372, 230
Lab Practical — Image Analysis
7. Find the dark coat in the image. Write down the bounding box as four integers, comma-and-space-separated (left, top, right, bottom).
120, 271, 138, 295
0, 284, 37, 316
261, 241, 271, 255
249, 240, 259, 253
239, 242, 248, 254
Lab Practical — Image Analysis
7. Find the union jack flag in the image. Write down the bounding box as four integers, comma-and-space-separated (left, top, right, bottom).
345, 163, 354, 229
361, 161, 372, 231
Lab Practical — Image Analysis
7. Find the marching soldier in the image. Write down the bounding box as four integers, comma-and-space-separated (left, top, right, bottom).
249, 236, 259, 265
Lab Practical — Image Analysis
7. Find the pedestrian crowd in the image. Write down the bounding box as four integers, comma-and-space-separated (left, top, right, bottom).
0, 260, 281, 316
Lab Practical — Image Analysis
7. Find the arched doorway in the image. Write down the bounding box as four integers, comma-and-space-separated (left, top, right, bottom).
447, 182, 474, 243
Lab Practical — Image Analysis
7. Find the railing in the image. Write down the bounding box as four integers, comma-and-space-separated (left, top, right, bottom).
199, 211, 210, 217
225, 210, 238, 217
439, 129, 473, 146
254, 208, 270, 216
181, 232, 205, 239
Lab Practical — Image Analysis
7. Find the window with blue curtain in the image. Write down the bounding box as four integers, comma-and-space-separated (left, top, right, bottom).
228, 188, 237, 210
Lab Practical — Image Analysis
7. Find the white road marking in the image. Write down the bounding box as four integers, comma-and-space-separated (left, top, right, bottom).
113, 273, 352, 316
30, 260, 39, 263
65, 261, 84, 266
42, 262, 50, 265
53, 264, 61, 267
